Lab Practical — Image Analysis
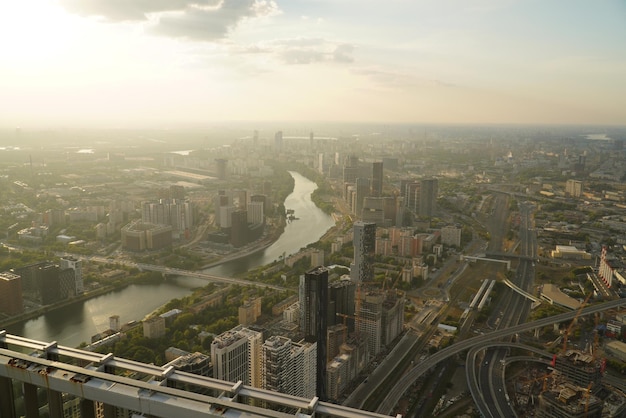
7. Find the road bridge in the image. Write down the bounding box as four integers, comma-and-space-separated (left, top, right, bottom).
461, 255, 511, 271
502, 278, 542, 303
63, 254, 287, 291
376, 298, 626, 415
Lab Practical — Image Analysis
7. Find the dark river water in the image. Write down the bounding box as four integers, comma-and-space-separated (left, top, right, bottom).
7, 172, 335, 347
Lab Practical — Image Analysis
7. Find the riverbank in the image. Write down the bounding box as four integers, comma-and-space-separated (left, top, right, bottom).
0, 285, 115, 330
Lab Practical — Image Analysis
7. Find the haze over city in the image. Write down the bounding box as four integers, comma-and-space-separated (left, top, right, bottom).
1, 0, 626, 128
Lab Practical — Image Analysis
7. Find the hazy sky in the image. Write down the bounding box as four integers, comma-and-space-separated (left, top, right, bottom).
2, 0, 625, 127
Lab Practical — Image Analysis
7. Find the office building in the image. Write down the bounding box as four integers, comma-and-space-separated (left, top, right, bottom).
37, 263, 62, 305
351, 221, 376, 283
230, 210, 249, 247
419, 178, 438, 217
0, 271, 23, 315
211, 325, 263, 388
250, 194, 268, 214
60, 256, 84, 295
354, 178, 370, 216
299, 266, 329, 400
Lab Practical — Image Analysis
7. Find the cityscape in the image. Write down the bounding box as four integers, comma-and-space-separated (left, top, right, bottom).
1, 1, 626, 418
1, 126, 626, 417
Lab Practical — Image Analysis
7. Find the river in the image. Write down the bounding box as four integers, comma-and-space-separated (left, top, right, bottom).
7, 171, 335, 347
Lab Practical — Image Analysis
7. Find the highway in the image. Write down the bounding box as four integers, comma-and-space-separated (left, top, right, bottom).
474, 201, 537, 417
376, 298, 626, 414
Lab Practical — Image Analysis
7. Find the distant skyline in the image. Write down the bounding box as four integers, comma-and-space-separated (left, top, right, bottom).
1, 0, 625, 128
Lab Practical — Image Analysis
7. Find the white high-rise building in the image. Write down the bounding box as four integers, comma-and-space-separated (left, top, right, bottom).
219, 205, 235, 229
60, 256, 84, 294
247, 201, 264, 225
261, 336, 317, 399
211, 325, 263, 387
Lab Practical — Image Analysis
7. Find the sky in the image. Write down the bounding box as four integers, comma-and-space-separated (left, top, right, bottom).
1, 0, 625, 128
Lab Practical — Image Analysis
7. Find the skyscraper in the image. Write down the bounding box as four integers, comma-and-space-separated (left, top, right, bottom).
350, 221, 376, 283
215, 158, 228, 180
371, 161, 383, 197
354, 178, 370, 217
230, 210, 248, 248
274, 131, 283, 152
299, 266, 329, 400
419, 178, 438, 217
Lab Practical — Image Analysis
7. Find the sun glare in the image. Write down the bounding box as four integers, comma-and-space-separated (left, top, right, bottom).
0, 1, 76, 65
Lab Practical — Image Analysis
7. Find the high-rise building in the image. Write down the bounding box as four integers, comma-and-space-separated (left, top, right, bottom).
299, 266, 329, 400
404, 181, 420, 212
381, 293, 405, 347
60, 256, 84, 295
261, 336, 317, 399
328, 279, 356, 329
371, 162, 383, 197
565, 179, 583, 197
215, 158, 228, 180
354, 178, 370, 216
274, 131, 283, 152
211, 325, 263, 388
343, 155, 359, 185
230, 210, 249, 247
247, 201, 264, 225
141, 199, 193, 238
357, 291, 383, 357
37, 263, 61, 305
419, 178, 438, 217
0, 271, 23, 315
351, 221, 376, 283
250, 194, 268, 215
440, 225, 462, 248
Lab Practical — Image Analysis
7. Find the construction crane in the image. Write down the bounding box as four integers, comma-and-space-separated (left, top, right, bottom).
562, 292, 593, 353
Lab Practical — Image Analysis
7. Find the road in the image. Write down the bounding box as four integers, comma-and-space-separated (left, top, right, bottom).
376, 298, 626, 414
474, 201, 537, 417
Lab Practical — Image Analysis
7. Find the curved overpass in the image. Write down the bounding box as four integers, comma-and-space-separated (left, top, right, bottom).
376, 298, 626, 415
466, 342, 552, 418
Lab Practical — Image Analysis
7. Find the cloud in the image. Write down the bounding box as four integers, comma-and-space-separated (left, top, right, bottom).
249, 38, 355, 65
60, 0, 279, 42
353, 68, 457, 89
151, 1, 279, 41
59, 0, 208, 21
